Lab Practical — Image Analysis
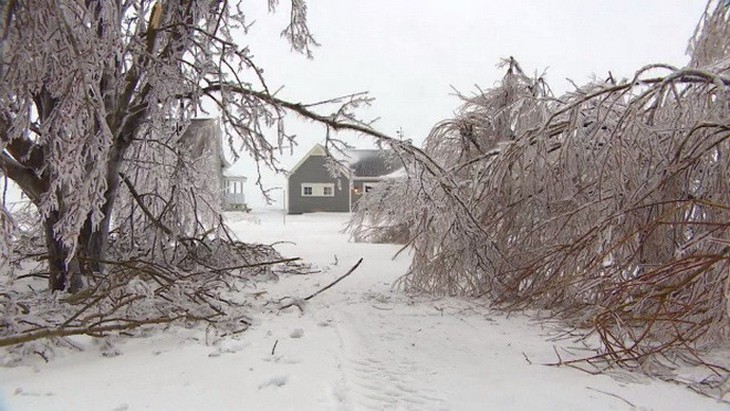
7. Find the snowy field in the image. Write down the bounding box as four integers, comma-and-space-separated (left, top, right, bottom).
1, 212, 726, 410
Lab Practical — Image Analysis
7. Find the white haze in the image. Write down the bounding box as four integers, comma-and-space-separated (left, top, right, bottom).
225, 0, 707, 209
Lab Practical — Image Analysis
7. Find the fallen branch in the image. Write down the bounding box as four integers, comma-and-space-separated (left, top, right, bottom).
279, 258, 364, 311
189, 257, 302, 276
0, 316, 188, 348
1, 239, 289, 352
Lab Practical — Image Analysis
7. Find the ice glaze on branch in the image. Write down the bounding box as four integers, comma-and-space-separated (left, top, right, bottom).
0, 0, 340, 292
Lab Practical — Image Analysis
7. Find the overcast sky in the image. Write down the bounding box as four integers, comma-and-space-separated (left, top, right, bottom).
231, 0, 708, 208
1, 1, 709, 208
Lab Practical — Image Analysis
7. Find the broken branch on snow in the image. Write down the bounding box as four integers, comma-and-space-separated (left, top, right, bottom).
279, 258, 364, 311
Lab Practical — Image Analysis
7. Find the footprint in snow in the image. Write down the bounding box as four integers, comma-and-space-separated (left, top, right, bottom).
258, 376, 289, 389
264, 355, 301, 364
345, 356, 445, 409
14, 388, 55, 397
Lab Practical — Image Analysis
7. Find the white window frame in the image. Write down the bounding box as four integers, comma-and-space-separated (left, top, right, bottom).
301, 183, 335, 197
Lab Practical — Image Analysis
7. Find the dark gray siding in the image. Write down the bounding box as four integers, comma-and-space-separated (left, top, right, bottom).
288, 156, 350, 214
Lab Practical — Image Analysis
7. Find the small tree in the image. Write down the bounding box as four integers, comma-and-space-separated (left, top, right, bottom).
0, 0, 374, 292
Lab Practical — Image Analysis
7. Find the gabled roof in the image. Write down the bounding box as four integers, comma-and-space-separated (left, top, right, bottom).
288, 144, 326, 176
288, 143, 349, 177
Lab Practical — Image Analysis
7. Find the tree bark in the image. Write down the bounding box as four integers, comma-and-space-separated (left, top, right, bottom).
43, 210, 84, 292
41, 143, 128, 292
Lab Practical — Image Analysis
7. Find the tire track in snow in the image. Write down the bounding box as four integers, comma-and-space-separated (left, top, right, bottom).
332, 309, 446, 410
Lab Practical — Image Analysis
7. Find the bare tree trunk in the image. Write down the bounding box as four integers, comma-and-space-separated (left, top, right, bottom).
43, 210, 83, 292
43, 211, 65, 291
45, 210, 111, 293
43, 143, 127, 292
80, 172, 121, 273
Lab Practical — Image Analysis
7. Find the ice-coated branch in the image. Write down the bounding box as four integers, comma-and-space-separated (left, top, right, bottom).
349, 1, 730, 395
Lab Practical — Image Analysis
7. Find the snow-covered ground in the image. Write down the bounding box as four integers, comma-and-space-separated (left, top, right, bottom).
1, 212, 726, 410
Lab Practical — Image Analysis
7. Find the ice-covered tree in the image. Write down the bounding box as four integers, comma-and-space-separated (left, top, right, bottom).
0, 0, 373, 292
351, 0, 730, 388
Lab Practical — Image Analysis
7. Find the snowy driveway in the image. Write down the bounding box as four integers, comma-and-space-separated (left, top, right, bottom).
1, 212, 725, 410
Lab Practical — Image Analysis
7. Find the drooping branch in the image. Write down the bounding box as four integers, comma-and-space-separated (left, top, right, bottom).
350, 4, 730, 392
119, 172, 173, 236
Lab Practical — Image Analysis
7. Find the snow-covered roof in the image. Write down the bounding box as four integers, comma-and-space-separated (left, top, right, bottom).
287, 144, 404, 179
348, 149, 403, 178
380, 166, 407, 179
222, 169, 247, 180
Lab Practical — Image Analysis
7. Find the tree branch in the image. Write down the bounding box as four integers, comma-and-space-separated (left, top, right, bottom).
279, 258, 363, 311
0, 152, 43, 203
118, 171, 173, 235
0, 315, 189, 348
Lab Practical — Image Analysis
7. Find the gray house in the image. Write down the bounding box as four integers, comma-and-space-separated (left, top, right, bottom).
180, 118, 248, 211
287, 144, 403, 214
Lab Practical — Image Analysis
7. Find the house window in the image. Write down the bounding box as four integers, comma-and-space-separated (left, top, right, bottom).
364, 183, 379, 193
301, 183, 335, 197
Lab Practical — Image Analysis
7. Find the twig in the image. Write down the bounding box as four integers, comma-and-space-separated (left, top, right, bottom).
202, 257, 301, 275
585, 386, 636, 408
522, 352, 532, 365
279, 258, 364, 311
271, 339, 279, 355
553, 345, 563, 364
15, 273, 50, 280
303, 258, 363, 301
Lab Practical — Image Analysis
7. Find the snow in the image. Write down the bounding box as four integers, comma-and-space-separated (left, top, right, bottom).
1, 212, 726, 410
